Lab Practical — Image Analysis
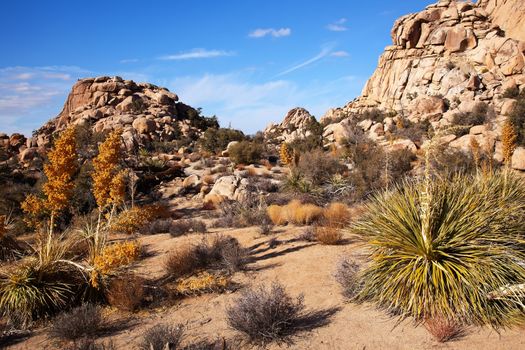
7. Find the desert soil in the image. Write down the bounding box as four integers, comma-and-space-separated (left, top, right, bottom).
7, 220, 525, 350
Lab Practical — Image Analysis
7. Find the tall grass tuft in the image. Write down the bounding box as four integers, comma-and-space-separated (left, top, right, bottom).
352, 170, 525, 327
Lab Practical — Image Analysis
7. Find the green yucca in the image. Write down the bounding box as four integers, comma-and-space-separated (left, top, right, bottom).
352, 170, 525, 327
0, 232, 85, 327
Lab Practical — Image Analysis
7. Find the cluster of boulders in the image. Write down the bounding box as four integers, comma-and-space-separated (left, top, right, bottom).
264, 108, 317, 144
33, 76, 206, 152
320, 0, 525, 169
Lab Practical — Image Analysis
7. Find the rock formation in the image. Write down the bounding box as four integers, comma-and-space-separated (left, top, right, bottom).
32, 76, 213, 152
321, 0, 525, 167
264, 107, 317, 144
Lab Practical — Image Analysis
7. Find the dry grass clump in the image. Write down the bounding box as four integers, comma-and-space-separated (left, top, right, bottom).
323, 202, 351, 227
314, 225, 343, 245
267, 205, 286, 225
62, 339, 116, 350
106, 274, 144, 312
48, 303, 104, 341
138, 324, 184, 350
165, 245, 198, 279
174, 272, 229, 296
267, 200, 323, 226
424, 317, 466, 343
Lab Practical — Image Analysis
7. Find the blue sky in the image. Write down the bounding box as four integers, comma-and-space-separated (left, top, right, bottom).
0, 0, 434, 135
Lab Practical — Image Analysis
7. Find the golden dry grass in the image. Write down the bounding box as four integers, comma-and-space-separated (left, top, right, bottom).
267, 205, 286, 225
175, 272, 229, 295
294, 204, 324, 225
315, 226, 343, 245
324, 202, 351, 227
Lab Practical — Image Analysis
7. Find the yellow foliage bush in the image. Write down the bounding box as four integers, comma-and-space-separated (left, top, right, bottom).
324, 202, 351, 227
293, 204, 324, 225
109, 204, 168, 234
174, 271, 229, 295
91, 240, 141, 287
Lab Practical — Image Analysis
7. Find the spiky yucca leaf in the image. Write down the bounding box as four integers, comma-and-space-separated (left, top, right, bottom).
352, 171, 525, 327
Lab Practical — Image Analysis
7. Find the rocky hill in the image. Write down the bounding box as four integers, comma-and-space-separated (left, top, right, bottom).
319, 0, 525, 168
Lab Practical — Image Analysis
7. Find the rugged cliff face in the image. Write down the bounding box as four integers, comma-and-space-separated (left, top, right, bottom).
321, 0, 525, 168
479, 0, 525, 42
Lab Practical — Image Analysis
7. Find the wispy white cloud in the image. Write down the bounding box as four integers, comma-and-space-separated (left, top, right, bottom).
249, 28, 291, 38
120, 58, 139, 64
168, 73, 363, 133
158, 49, 235, 61
0, 66, 89, 135
330, 51, 350, 57
275, 46, 334, 77
327, 18, 348, 32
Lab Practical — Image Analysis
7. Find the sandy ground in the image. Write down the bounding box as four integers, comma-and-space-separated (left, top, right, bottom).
6, 224, 525, 350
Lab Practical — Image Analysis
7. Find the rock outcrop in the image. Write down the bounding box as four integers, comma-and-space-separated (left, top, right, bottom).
264, 108, 317, 144
32, 76, 213, 152
321, 0, 525, 165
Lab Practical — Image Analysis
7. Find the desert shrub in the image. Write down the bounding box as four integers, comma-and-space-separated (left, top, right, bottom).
91, 240, 141, 284
169, 219, 207, 237
106, 274, 144, 311
0, 234, 85, 327
198, 128, 246, 154
296, 227, 316, 242
139, 324, 184, 350
0, 217, 25, 261
226, 282, 307, 345
354, 108, 387, 123
109, 204, 170, 235
174, 272, 229, 296
165, 236, 247, 278
352, 171, 525, 326
165, 246, 197, 279
267, 205, 286, 226
288, 119, 325, 153
334, 258, 361, 299
509, 90, 525, 145
140, 218, 173, 235
229, 141, 264, 165
194, 236, 247, 274
502, 86, 520, 99
213, 197, 269, 228
424, 317, 465, 343
48, 303, 103, 341
430, 146, 476, 176
258, 220, 274, 235
294, 149, 346, 186
451, 103, 490, 131
393, 118, 432, 143
314, 225, 343, 245
323, 202, 351, 227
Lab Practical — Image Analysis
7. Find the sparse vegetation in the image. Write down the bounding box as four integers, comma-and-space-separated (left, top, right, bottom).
228, 140, 264, 165
48, 303, 104, 341
226, 282, 307, 345
139, 324, 184, 350
334, 258, 361, 299
424, 316, 466, 343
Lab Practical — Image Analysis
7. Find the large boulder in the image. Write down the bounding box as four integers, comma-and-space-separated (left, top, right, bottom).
512, 147, 525, 170
204, 175, 250, 202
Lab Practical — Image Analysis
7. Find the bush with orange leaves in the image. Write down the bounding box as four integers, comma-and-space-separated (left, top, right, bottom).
109, 204, 170, 235
92, 130, 126, 212
91, 240, 141, 287
21, 127, 78, 232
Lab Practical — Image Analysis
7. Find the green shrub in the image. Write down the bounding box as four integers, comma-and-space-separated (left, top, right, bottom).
509, 91, 525, 145
228, 141, 264, 165
198, 128, 246, 154
352, 171, 525, 327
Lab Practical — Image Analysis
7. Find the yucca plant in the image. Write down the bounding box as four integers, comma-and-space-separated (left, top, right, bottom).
0, 232, 86, 327
352, 170, 525, 328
